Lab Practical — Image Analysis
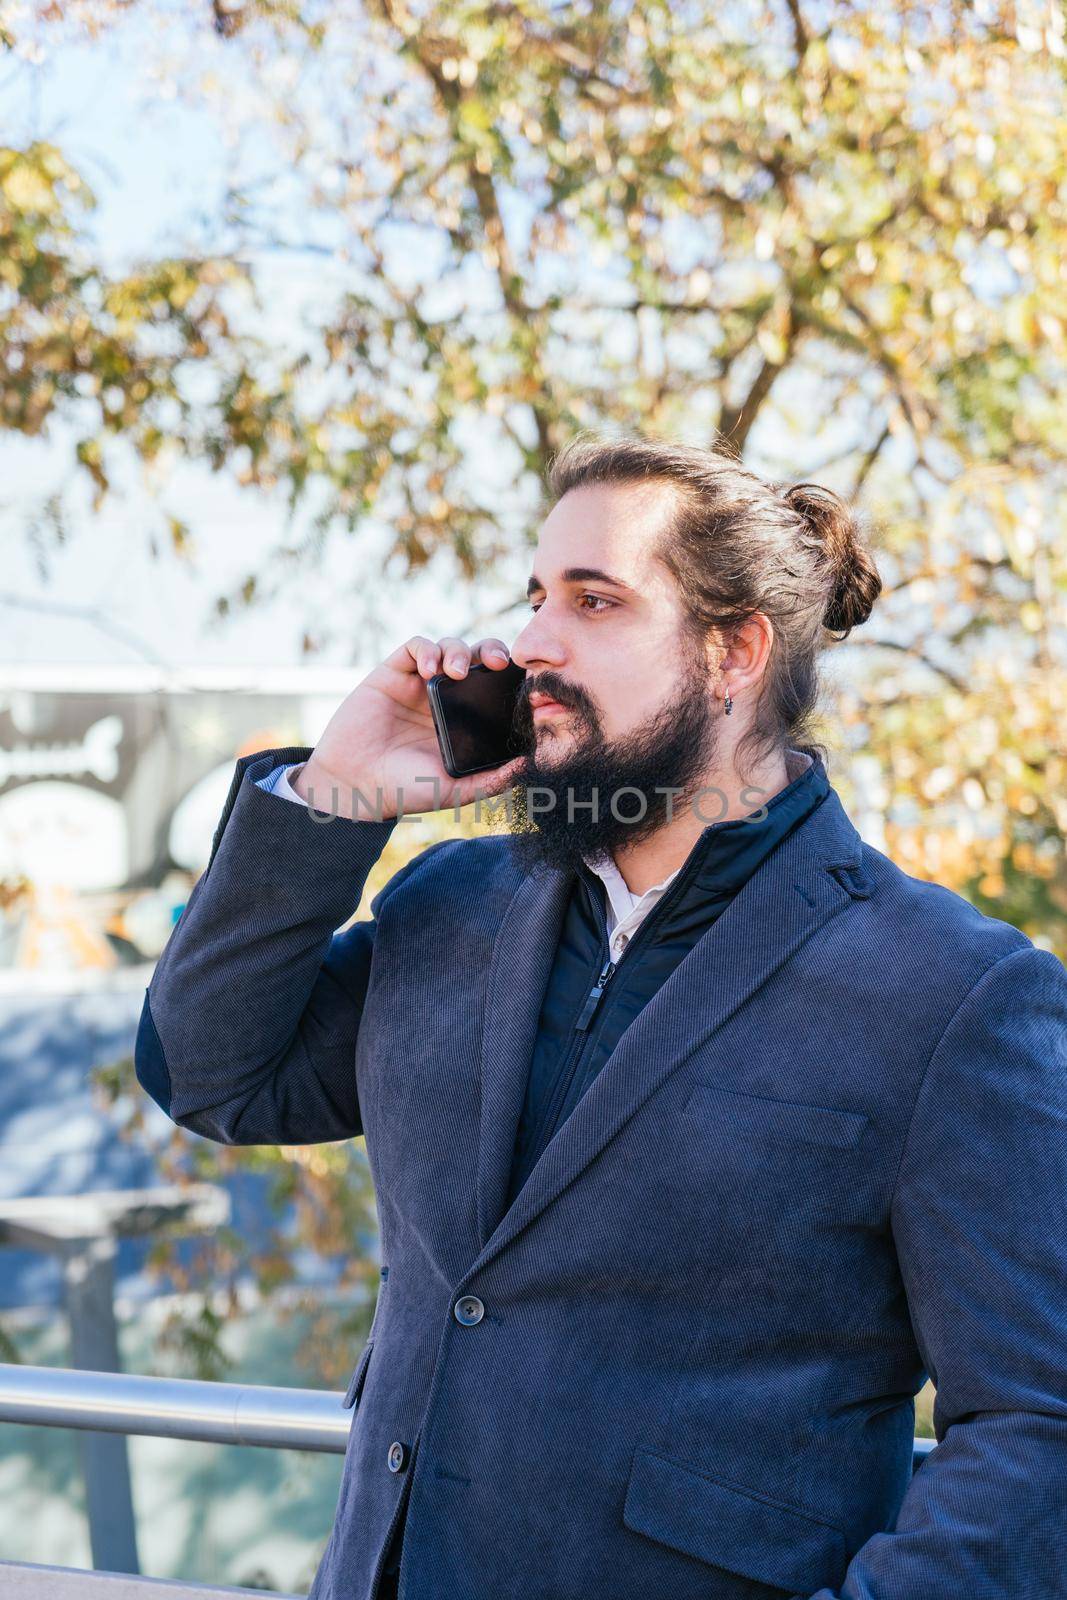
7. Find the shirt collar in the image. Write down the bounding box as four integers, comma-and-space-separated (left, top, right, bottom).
582, 850, 681, 930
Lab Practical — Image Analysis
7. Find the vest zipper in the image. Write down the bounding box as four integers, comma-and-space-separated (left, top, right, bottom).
574, 953, 616, 1030
527, 845, 709, 1159
522, 951, 609, 1160
573, 836, 708, 1028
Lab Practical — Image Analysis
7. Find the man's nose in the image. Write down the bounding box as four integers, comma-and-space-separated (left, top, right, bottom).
510, 613, 566, 671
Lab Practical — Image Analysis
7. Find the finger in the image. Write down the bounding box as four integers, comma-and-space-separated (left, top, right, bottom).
386, 635, 441, 678
436, 636, 471, 677
473, 638, 512, 668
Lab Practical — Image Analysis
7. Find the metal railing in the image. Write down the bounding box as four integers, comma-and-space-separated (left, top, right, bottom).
0, 1361, 349, 1597
0, 1361, 937, 1596
0, 1361, 351, 1453
0, 1560, 301, 1598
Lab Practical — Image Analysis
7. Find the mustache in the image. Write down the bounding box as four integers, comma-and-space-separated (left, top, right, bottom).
520, 679, 581, 710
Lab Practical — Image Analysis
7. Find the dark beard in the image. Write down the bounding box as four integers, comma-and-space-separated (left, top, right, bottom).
500, 650, 720, 876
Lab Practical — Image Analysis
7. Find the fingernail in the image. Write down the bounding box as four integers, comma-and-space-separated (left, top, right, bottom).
489, 649, 508, 661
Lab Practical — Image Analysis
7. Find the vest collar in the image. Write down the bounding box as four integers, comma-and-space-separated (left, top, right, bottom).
576, 746, 830, 913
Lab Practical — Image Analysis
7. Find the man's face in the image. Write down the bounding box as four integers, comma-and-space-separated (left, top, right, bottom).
504, 481, 721, 872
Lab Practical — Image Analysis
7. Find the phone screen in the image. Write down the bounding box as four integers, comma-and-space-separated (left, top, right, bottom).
428, 661, 528, 778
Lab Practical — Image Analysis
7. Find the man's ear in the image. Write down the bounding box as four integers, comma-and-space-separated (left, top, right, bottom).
713, 615, 774, 700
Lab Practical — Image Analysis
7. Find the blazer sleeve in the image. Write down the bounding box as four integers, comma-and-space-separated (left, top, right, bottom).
796, 940, 1067, 1600
134, 744, 450, 1147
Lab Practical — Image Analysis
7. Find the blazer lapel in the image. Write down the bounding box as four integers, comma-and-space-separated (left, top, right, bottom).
473, 782, 871, 1269
475, 859, 575, 1247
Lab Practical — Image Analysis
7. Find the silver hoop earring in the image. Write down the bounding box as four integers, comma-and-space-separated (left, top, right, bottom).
724, 689, 733, 716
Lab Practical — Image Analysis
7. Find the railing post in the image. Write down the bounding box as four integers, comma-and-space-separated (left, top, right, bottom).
61, 1236, 140, 1575
0, 1184, 229, 1575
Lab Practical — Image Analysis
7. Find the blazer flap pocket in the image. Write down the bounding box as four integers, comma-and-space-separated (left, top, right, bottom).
342, 1339, 374, 1410
622, 1446, 848, 1594
685, 1083, 869, 1150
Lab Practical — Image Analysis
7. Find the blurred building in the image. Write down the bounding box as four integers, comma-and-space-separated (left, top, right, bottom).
0, 665, 354, 981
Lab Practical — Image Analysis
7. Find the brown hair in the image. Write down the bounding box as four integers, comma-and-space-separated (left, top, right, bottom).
543, 430, 882, 777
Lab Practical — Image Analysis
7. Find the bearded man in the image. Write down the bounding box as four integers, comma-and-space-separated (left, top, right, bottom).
136, 432, 1067, 1600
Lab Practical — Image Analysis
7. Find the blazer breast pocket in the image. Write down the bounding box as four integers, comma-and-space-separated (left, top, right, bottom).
683, 1082, 869, 1163
667, 1081, 878, 1276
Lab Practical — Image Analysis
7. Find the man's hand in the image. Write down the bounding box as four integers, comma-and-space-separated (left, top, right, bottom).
292, 634, 527, 820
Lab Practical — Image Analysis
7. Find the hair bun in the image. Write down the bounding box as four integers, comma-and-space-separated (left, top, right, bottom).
784, 482, 882, 637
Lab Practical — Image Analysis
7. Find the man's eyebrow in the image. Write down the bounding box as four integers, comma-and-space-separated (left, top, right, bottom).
525, 567, 638, 599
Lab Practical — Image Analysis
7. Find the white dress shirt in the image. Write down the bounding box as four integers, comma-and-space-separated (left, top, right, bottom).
255, 761, 679, 961
579, 849, 681, 962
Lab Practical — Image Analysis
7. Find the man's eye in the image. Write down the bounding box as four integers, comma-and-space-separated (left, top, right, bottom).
527, 595, 614, 614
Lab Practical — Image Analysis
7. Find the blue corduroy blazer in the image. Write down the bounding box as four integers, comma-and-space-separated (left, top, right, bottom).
135, 745, 1067, 1600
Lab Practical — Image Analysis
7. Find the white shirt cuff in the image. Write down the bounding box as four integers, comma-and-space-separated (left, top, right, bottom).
255, 762, 309, 805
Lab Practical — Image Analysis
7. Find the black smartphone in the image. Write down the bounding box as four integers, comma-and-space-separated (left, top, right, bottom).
426, 659, 528, 779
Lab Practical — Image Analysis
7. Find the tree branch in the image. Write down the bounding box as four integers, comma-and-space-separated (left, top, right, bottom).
850, 422, 892, 499
783, 0, 810, 61
841, 635, 968, 692
718, 303, 798, 454
372, 0, 557, 468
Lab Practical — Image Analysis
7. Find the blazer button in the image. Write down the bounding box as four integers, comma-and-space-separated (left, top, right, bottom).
387, 1440, 408, 1473
453, 1295, 484, 1325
